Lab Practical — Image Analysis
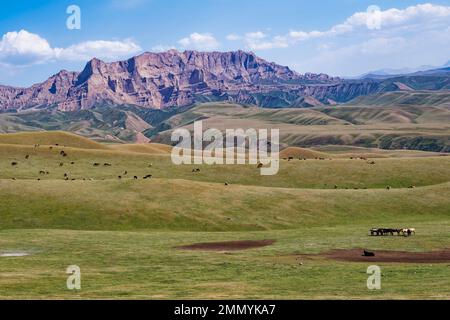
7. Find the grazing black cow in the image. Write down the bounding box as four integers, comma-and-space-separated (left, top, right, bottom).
134, 176, 138, 180
257, 163, 263, 168
363, 250, 375, 257
118, 176, 122, 179
224, 182, 229, 186
383, 228, 396, 236
70, 162, 75, 165
104, 163, 112, 167
39, 170, 46, 175
25, 155, 29, 159
93, 163, 100, 166
123, 171, 128, 175
11, 162, 18, 166
59, 163, 64, 167
64, 173, 68, 177
143, 175, 152, 179
371, 228, 402, 236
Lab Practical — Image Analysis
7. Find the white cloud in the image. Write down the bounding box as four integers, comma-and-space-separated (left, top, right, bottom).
294, 31, 448, 76
245, 31, 267, 40
226, 34, 241, 41
178, 33, 219, 50
288, 3, 450, 75
228, 3, 450, 51
288, 3, 450, 43
0, 29, 142, 66
224, 3, 450, 75
289, 30, 325, 42
151, 45, 177, 52
58, 39, 141, 61
228, 31, 289, 50
0, 30, 55, 66
245, 35, 289, 50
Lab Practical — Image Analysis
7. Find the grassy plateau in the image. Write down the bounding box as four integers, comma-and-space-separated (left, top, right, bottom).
0, 131, 449, 299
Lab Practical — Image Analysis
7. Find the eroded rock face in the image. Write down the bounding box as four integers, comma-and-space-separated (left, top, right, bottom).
0, 50, 379, 111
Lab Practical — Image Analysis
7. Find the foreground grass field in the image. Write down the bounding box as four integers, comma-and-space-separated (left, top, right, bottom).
0, 131, 449, 299
1, 224, 450, 299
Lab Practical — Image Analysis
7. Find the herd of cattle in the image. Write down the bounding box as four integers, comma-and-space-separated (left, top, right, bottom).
10, 146, 156, 181
370, 228, 416, 237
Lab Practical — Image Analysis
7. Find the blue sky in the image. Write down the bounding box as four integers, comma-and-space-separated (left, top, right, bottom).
1, 0, 450, 86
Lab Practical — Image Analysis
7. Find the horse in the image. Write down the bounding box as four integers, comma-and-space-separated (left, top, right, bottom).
401, 228, 415, 237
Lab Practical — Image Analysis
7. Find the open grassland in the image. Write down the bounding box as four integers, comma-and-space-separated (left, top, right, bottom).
0, 131, 449, 299
108, 143, 172, 154
151, 103, 450, 152
1, 142, 450, 190
0, 179, 449, 231
1, 224, 450, 299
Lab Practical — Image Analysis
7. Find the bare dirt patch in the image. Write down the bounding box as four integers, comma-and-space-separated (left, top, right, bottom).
177, 240, 275, 251
325, 248, 450, 263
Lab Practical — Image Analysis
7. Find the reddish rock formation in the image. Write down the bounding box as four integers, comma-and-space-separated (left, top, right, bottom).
0, 50, 380, 111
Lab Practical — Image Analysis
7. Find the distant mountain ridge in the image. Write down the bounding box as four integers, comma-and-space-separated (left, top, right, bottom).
0, 50, 341, 111
359, 60, 450, 80
0, 50, 388, 110
0, 50, 449, 111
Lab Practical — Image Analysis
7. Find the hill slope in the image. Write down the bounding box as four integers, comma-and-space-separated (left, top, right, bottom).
0, 132, 449, 231
0, 131, 107, 149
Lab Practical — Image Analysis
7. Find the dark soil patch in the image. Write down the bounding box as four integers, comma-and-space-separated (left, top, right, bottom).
177, 240, 275, 251
325, 248, 450, 263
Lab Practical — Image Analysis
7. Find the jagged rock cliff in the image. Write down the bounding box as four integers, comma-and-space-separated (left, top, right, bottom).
0, 50, 382, 111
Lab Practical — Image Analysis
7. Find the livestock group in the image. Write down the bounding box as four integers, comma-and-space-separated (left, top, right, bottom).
370, 228, 416, 237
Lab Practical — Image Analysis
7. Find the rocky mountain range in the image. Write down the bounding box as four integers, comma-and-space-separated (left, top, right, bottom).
0, 50, 376, 111
0, 50, 449, 112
